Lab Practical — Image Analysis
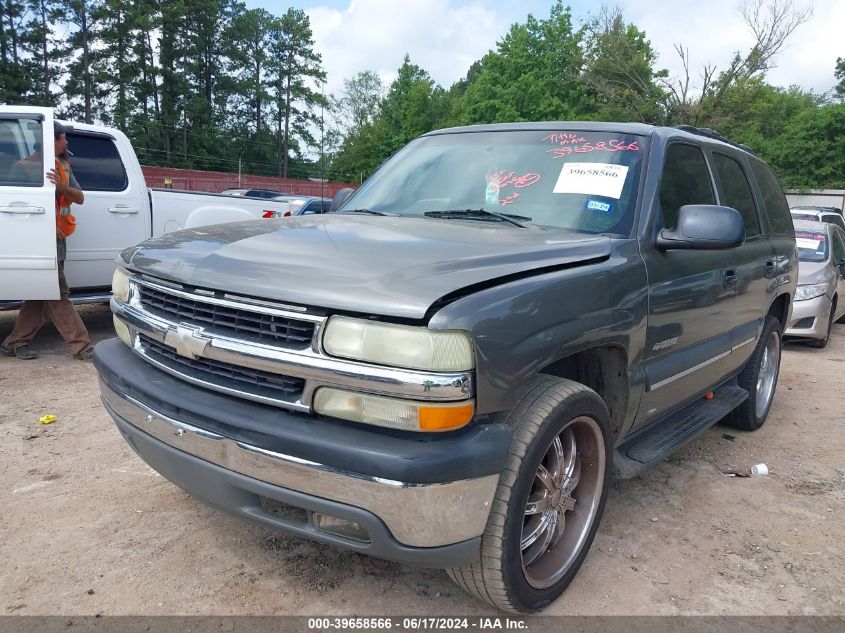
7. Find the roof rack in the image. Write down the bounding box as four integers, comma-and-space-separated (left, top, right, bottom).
674, 125, 756, 156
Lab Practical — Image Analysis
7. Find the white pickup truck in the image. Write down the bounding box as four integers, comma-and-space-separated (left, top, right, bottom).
0, 105, 288, 305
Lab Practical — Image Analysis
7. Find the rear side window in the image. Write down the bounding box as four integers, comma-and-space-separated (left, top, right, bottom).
712, 153, 760, 237
749, 160, 792, 236
832, 229, 845, 263
823, 214, 845, 231
659, 143, 715, 229
67, 133, 128, 191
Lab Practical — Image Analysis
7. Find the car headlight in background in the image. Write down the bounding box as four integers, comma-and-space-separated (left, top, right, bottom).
313, 388, 474, 432
794, 283, 828, 301
322, 316, 474, 371
112, 267, 130, 302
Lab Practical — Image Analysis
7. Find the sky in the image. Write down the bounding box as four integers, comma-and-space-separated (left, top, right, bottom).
247, 0, 841, 99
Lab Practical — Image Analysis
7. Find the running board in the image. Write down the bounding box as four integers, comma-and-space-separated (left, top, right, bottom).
614, 384, 749, 479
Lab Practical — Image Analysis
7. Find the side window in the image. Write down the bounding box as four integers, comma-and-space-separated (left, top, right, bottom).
659, 143, 715, 229
825, 215, 845, 231
66, 133, 128, 191
749, 160, 793, 236
712, 153, 761, 238
301, 201, 318, 215
0, 116, 43, 186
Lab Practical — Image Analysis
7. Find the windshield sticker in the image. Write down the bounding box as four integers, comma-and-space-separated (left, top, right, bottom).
553, 163, 629, 199
586, 199, 612, 214
796, 238, 821, 250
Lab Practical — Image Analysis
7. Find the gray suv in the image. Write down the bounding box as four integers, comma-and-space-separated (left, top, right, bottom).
95, 122, 796, 612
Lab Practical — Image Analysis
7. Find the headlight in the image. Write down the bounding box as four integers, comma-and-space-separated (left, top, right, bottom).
322, 316, 474, 371
795, 283, 828, 301
314, 388, 474, 432
112, 267, 130, 302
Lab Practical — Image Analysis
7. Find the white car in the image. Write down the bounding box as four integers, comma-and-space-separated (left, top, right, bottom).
0, 106, 291, 304
791, 206, 845, 231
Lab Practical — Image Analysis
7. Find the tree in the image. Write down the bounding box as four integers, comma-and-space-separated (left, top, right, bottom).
61, 0, 106, 123
835, 57, 845, 100
461, 2, 592, 123
332, 70, 384, 135
770, 103, 845, 188
581, 7, 667, 123
20, 0, 63, 105
662, 0, 813, 125
0, 0, 31, 103
268, 8, 325, 178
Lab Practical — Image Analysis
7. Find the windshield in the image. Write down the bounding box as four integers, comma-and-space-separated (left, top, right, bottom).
340, 130, 645, 235
795, 230, 828, 262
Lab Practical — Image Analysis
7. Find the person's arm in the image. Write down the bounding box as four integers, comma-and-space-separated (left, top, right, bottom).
47, 167, 84, 205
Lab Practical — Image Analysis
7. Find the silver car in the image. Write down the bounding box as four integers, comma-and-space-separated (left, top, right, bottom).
785, 219, 845, 347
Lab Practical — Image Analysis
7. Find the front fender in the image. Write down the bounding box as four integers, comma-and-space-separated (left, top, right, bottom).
428, 240, 648, 426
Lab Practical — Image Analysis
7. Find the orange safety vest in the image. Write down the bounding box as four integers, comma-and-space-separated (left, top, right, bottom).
55, 159, 77, 238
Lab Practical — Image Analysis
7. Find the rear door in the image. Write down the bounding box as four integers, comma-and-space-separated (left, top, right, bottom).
0, 106, 58, 300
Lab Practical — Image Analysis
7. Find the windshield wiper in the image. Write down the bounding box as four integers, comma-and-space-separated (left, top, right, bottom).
341, 208, 395, 216
424, 209, 532, 228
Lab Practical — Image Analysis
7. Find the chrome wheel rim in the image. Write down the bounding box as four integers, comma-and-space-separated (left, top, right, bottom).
521, 416, 605, 590
755, 330, 780, 418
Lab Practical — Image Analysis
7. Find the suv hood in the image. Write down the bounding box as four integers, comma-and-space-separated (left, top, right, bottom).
120, 215, 611, 319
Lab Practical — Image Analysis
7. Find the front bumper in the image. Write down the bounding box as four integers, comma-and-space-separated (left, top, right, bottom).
95, 339, 510, 566
785, 294, 832, 340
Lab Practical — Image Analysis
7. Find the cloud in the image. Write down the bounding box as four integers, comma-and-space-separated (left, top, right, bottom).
306, 0, 507, 95
622, 0, 839, 95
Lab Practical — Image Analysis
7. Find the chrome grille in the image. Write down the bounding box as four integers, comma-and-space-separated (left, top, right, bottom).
139, 334, 304, 402
137, 284, 315, 348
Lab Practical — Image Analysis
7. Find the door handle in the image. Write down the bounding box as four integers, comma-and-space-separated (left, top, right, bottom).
108, 206, 139, 214
0, 205, 45, 215
765, 260, 776, 277
723, 267, 738, 289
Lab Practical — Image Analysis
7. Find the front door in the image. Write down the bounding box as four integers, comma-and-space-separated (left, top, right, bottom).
637, 142, 741, 428
0, 106, 58, 300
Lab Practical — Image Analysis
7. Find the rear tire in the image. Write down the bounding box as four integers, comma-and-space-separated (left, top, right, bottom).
726, 316, 781, 431
447, 376, 612, 612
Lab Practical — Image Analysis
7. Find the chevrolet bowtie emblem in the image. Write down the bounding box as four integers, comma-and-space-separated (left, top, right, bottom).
163, 324, 211, 359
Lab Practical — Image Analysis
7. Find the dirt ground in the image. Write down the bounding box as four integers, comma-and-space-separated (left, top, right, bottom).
0, 303, 843, 616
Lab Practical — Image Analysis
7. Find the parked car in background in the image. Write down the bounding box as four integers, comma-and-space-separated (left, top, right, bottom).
222, 188, 289, 199
790, 206, 845, 230
0, 106, 292, 305
271, 195, 332, 216
785, 219, 845, 348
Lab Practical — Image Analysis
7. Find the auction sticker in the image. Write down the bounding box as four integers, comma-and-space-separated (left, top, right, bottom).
553, 162, 629, 199
796, 238, 821, 250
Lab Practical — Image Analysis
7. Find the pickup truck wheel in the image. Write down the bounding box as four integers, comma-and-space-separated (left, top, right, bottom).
447, 377, 611, 613
726, 316, 781, 431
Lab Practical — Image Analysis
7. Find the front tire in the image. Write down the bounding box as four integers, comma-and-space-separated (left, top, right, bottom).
808, 299, 835, 348
726, 316, 782, 431
447, 377, 612, 612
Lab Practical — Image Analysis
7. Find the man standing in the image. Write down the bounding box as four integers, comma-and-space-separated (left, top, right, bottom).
1, 122, 93, 361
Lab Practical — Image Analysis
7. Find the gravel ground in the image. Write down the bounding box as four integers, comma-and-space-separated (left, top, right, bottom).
0, 304, 843, 615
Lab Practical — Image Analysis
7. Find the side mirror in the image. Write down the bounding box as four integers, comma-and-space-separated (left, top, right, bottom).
838, 259, 845, 277
330, 188, 355, 213
657, 205, 745, 251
